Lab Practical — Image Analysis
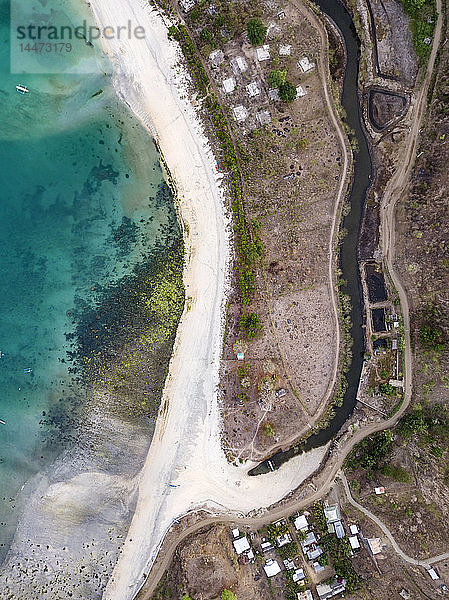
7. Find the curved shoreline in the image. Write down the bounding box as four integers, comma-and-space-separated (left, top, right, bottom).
87, 2, 335, 599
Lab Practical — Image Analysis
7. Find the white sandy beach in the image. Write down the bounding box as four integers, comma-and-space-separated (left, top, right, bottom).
86, 1, 329, 599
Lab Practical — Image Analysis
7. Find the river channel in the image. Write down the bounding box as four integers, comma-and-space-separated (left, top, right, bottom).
250, 0, 373, 475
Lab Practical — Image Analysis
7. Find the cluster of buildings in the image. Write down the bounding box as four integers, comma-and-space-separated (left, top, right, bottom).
207, 31, 315, 130
229, 504, 369, 600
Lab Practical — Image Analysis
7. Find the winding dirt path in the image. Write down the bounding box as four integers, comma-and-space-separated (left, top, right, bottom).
340, 472, 449, 567
134, 1, 444, 597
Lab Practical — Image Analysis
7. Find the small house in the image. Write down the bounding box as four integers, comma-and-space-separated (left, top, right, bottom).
264, 558, 281, 577
297, 591, 313, 600
276, 532, 292, 547
349, 535, 360, 550
366, 537, 382, 555
334, 521, 345, 539
324, 505, 340, 525
427, 568, 439, 580
292, 568, 305, 582
257, 110, 272, 126
230, 56, 248, 74
246, 81, 261, 97
296, 85, 306, 98
233, 536, 250, 554
298, 56, 315, 72
349, 524, 358, 535
279, 44, 291, 56
223, 77, 236, 94
294, 514, 308, 532
256, 45, 271, 61
209, 49, 224, 66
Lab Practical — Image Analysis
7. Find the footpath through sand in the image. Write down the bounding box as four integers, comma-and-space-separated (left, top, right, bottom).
87, 2, 330, 599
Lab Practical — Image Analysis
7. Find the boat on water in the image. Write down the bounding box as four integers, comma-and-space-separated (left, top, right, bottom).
0, 419, 6, 425
16, 84, 29, 94
23, 367, 32, 374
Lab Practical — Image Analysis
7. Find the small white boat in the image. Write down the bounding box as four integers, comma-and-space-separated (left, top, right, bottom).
0, 419, 6, 425
16, 84, 29, 94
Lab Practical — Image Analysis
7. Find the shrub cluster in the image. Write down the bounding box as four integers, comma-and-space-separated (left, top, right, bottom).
167, 24, 262, 304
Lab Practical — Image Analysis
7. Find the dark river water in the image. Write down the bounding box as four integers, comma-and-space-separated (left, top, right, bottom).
250, 0, 373, 475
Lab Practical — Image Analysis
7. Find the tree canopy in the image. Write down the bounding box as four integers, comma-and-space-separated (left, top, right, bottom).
246, 18, 267, 45
268, 69, 287, 88
279, 81, 297, 102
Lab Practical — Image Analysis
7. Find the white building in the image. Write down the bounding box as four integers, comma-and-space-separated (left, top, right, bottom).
334, 521, 345, 539
230, 56, 247, 74
349, 535, 360, 550
209, 49, 224, 66
268, 88, 280, 101
257, 110, 271, 126
296, 85, 306, 98
367, 537, 382, 555
292, 568, 305, 582
298, 56, 315, 72
275, 532, 292, 547
246, 81, 261, 97
223, 77, 236, 93
233, 536, 250, 554
232, 105, 248, 122
256, 45, 271, 61
279, 44, 291, 56
264, 558, 281, 577
231, 528, 240, 538
427, 568, 439, 580
349, 524, 359, 535
294, 514, 308, 532
297, 591, 313, 600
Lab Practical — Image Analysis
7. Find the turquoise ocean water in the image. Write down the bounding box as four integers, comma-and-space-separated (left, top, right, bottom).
0, 0, 179, 561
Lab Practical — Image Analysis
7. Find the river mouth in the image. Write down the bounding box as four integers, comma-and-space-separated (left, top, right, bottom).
249, 0, 373, 476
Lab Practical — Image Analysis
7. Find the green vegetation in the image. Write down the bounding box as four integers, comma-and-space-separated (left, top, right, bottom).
398, 403, 449, 448
265, 521, 289, 543
379, 382, 396, 396
345, 430, 393, 474
312, 505, 359, 592
246, 18, 267, 45
240, 312, 263, 339
284, 569, 304, 600
221, 591, 237, 600
277, 541, 299, 560
398, 0, 436, 64
381, 464, 412, 483
181, 595, 194, 600
268, 69, 287, 87
318, 552, 329, 566
167, 24, 260, 305
262, 422, 275, 437
279, 81, 297, 103
419, 303, 448, 351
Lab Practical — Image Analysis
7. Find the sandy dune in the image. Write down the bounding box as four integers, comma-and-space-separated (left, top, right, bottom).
86, 1, 328, 599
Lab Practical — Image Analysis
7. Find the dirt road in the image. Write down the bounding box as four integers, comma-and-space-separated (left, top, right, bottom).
340, 472, 449, 568
134, 1, 444, 596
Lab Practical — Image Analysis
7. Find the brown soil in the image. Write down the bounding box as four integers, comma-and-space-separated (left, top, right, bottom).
345, 437, 449, 560
185, 0, 346, 461
395, 12, 449, 416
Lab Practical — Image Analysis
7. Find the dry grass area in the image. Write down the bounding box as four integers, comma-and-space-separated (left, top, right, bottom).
345, 433, 449, 560
187, 0, 345, 461
341, 502, 446, 600
395, 37, 449, 410
151, 525, 272, 600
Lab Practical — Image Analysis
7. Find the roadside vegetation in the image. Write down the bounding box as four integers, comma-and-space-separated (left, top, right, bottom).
312, 504, 360, 593
246, 17, 267, 45
398, 0, 436, 63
